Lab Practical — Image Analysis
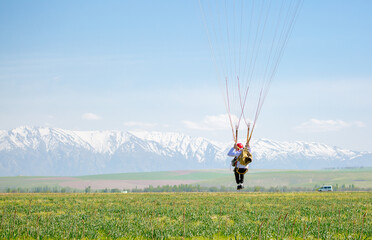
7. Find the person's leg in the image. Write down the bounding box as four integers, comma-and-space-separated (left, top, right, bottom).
236, 168, 245, 184
234, 168, 240, 184
240, 172, 244, 184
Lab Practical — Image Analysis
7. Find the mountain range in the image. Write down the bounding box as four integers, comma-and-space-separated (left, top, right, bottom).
0, 126, 370, 176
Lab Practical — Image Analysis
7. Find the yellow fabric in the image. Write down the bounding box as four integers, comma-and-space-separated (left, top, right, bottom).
235, 168, 248, 175
237, 148, 252, 166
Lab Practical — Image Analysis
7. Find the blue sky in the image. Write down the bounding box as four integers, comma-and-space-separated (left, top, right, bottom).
0, 0, 371, 152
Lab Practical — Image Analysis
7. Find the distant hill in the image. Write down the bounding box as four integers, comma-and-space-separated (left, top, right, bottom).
1, 168, 371, 191
0, 126, 371, 176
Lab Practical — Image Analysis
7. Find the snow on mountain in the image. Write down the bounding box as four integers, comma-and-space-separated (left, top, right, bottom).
130, 131, 225, 163
248, 139, 369, 169
252, 139, 360, 160
0, 126, 92, 152
73, 130, 132, 154
0, 126, 371, 176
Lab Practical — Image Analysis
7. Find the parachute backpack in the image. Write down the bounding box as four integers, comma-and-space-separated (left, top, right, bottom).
236, 148, 252, 166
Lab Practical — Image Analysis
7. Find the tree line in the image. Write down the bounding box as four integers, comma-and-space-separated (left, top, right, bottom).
3, 183, 371, 193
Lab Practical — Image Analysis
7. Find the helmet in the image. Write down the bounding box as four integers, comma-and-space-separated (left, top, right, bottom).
237, 143, 244, 149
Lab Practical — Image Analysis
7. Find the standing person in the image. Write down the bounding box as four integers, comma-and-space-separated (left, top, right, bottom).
227, 142, 252, 190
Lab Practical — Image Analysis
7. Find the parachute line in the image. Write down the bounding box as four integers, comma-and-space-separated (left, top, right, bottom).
199, 0, 303, 142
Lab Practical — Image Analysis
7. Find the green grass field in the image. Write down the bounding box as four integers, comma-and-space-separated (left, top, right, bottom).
1, 168, 371, 192
0, 192, 370, 239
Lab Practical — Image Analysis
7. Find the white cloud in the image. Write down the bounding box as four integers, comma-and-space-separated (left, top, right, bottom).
81, 113, 101, 120
123, 121, 157, 129
295, 119, 365, 133
183, 114, 242, 131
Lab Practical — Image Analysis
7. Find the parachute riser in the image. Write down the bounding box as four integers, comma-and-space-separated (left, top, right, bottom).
235, 128, 238, 144
246, 124, 250, 145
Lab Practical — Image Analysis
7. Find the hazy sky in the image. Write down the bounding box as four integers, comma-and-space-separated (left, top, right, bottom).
0, 0, 371, 152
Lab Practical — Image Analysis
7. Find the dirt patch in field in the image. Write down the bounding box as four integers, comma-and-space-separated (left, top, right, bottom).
59, 180, 199, 190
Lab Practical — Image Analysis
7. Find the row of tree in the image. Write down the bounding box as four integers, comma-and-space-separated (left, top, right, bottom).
3, 183, 371, 193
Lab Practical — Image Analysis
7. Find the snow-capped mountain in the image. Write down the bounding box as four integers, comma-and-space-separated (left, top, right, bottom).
0, 126, 370, 176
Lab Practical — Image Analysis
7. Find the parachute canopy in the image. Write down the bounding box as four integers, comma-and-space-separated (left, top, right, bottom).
199, 0, 303, 143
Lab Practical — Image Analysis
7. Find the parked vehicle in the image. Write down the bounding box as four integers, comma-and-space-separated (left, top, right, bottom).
318, 185, 333, 192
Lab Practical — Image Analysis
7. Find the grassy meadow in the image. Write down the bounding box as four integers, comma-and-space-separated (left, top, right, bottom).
0, 192, 370, 239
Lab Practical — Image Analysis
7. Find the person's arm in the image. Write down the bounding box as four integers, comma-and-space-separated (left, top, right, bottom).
227, 147, 236, 156
228, 147, 241, 157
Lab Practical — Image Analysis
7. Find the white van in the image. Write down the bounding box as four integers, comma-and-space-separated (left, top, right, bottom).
318, 185, 333, 192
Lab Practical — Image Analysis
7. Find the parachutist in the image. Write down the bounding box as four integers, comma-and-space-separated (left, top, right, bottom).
228, 142, 252, 190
